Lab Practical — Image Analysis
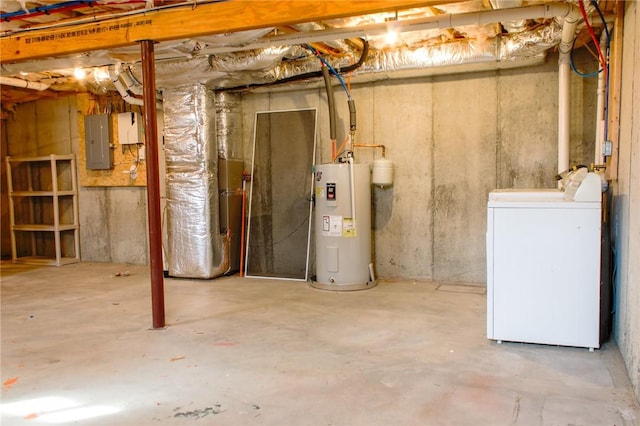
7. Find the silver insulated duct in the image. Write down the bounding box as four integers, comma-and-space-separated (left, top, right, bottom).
215, 91, 244, 274
164, 84, 229, 278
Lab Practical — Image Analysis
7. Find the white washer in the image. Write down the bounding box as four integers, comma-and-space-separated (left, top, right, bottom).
486, 173, 602, 349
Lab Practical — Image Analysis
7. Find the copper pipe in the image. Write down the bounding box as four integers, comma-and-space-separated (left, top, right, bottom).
353, 143, 386, 158
239, 179, 246, 277
239, 173, 250, 277
140, 39, 165, 329
332, 135, 350, 162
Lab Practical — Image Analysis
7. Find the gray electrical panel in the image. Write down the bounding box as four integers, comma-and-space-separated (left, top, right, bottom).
84, 114, 113, 170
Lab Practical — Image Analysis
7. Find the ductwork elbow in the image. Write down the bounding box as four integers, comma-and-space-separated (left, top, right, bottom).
109, 64, 144, 106
558, 5, 582, 65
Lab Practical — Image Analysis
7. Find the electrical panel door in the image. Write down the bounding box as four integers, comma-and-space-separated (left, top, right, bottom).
84, 114, 113, 170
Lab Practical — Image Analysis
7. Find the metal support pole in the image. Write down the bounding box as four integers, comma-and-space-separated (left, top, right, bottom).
140, 39, 165, 329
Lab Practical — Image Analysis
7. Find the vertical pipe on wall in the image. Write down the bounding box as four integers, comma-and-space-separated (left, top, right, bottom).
558, 63, 571, 174
594, 33, 606, 165
140, 40, 165, 329
557, 8, 581, 175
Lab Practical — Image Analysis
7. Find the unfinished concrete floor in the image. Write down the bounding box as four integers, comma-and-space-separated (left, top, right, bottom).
1, 261, 639, 426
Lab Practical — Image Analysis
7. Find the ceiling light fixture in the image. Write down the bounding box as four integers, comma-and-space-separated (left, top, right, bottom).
73, 68, 86, 80
383, 10, 400, 47
384, 27, 399, 46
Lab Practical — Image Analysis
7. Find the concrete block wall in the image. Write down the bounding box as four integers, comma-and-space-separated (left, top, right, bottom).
79, 187, 149, 264
241, 53, 596, 284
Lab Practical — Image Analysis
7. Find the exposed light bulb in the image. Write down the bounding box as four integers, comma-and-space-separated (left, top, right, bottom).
384, 29, 399, 46
73, 68, 86, 80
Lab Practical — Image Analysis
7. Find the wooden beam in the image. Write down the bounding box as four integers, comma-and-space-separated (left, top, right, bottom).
605, 0, 624, 181
0, 0, 449, 64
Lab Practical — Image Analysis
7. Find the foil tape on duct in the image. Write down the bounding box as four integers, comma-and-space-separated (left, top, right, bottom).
164, 84, 229, 278
215, 92, 242, 160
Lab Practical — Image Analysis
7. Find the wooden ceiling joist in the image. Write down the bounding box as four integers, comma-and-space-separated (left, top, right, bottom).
0, 0, 454, 64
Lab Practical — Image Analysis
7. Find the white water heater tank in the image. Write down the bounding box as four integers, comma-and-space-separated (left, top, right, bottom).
313, 163, 375, 291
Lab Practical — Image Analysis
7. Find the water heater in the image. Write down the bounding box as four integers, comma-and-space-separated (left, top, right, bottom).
313, 162, 375, 291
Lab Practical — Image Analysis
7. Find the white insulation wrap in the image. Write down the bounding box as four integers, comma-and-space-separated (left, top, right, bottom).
164, 85, 229, 278
215, 92, 242, 160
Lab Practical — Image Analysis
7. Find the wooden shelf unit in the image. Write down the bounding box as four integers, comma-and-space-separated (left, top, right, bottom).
6, 154, 80, 266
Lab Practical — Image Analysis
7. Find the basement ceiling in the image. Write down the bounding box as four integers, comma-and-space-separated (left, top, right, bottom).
0, 0, 614, 116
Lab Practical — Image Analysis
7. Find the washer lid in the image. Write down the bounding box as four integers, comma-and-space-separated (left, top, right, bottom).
488, 189, 600, 209
488, 199, 600, 209
489, 189, 563, 202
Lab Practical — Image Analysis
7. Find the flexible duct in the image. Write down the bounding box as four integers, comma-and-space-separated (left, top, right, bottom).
6, 4, 576, 92
189, 18, 559, 92
164, 85, 230, 278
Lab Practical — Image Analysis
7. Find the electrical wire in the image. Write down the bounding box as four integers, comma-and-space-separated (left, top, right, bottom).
590, 0, 611, 146
590, 0, 610, 43
577, 0, 607, 74
576, 0, 611, 146
569, 35, 601, 78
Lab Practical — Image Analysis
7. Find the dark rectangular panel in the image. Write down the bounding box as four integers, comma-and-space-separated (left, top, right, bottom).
84, 114, 113, 170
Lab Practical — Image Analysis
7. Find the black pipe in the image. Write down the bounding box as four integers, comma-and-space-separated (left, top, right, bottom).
348, 98, 356, 132
322, 65, 337, 141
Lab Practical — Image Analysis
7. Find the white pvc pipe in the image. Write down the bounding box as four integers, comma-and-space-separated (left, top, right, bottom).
558, 63, 571, 175
348, 156, 356, 222
594, 29, 608, 165
119, 67, 143, 96
557, 7, 582, 175
0, 76, 49, 91
109, 66, 144, 106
